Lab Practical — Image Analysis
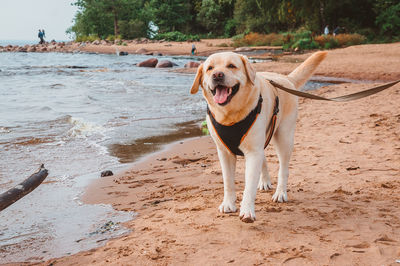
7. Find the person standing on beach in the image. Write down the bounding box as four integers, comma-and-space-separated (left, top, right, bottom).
42, 29, 46, 39
333, 26, 340, 36
324, 25, 329, 35
191, 44, 197, 55
38, 30, 44, 44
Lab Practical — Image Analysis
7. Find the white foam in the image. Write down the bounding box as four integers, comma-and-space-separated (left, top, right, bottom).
0, 127, 11, 134
67, 117, 106, 138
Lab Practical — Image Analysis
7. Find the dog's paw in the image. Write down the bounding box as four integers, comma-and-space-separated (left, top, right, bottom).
239, 205, 256, 223
272, 189, 288, 203
219, 201, 237, 213
258, 179, 272, 191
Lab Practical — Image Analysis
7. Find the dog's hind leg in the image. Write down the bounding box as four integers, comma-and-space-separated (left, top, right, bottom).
271, 120, 296, 203
258, 156, 272, 190
217, 147, 238, 213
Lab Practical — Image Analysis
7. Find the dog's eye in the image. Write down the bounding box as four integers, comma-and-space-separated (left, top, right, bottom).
227, 64, 236, 69
207, 66, 213, 71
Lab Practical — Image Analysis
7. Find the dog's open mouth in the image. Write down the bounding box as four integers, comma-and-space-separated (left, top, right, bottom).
211, 83, 240, 106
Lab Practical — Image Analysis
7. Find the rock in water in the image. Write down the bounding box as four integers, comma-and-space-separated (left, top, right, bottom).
137, 58, 158, 67
101, 170, 114, 177
184, 61, 200, 68
156, 60, 174, 68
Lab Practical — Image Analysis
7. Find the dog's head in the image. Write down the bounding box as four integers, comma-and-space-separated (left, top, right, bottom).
190, 52, 257, 112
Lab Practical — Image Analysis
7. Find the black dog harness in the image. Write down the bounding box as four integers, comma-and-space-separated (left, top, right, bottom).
207, 95, 279, 156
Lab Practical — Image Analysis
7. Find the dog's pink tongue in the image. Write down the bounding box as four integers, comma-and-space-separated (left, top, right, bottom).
213, 87, 229, 104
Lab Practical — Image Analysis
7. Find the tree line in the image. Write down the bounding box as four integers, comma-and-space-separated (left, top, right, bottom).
67, 0, 400, 41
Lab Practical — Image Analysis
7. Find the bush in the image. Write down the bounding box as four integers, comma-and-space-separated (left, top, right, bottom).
291, 38, 319, 50
231, 29, 366, 51
105, 35, 122, 42
75, 34, 99, 42
232, 32, 284, 47
106, 35, 115, 42
315, 34, 365, 48
282, 29, 317, 50
216, 43, 230, 47
154, 31, 200, 42
335, 34, 366, 46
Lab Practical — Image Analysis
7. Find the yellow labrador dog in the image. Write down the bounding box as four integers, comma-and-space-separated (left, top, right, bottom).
190, 51, 327, 223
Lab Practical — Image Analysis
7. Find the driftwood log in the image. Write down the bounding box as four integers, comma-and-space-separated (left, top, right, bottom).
0, 164, 48, 212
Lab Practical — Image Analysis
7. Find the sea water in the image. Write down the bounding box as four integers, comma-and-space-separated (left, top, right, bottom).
0, 52, 205, 262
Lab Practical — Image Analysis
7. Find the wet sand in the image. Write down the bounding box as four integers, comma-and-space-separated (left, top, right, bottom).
31, 42, 400, 265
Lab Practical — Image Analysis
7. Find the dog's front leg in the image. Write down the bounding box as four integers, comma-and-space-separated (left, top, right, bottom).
240, 150, 264, 223
217, 147, 237, 213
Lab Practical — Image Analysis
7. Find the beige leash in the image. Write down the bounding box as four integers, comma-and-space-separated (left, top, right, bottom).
268, 79, 400, 102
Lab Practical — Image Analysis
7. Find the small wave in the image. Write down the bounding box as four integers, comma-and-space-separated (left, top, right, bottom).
67, 117, 106, 138
87, 95, 99, 101
40, 106, 53, 112
0, 127, 11, 134
13, 136, 54, 146
49, 84, 65, 89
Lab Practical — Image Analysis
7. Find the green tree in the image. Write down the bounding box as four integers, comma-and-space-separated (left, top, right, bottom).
197, 0, 236, 36
68, 0, 149, 39
234, 0, 285, 33
146, 0, 192, 33
375, 0, 400, 37
68, 0, 114, 38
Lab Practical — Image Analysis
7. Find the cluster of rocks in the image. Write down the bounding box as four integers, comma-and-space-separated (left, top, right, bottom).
0, 40, 203, 69
90, 38, 168, 46
0, 41, 76, 53
137, 58, 200, 69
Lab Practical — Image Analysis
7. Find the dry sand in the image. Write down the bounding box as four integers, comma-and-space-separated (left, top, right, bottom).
36, 41, 400, 265
79, 38, 234, 56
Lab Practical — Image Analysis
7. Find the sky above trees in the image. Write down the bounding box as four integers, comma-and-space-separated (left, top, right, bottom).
0, 0, 77, 41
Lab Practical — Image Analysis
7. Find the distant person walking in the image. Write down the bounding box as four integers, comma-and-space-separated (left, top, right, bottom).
191, 44, 197, 55
42, 29, 46, 39
38, 30, 44, 44
333, 26, 340, 36
324, 25, 329, 35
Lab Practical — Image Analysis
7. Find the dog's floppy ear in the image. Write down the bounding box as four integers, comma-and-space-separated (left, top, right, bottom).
190, 64, 203, 94
240, 55, 256, 85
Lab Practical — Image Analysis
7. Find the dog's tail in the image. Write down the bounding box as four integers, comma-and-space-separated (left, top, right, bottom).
288, 51, 327, 89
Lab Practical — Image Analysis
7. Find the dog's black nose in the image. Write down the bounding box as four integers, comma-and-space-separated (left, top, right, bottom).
212, 71, 224, 82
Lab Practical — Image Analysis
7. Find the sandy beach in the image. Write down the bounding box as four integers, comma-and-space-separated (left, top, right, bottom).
22, 41, 400, 265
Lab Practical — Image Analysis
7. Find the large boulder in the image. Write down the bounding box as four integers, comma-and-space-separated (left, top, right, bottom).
184, 61, 200, 68
137, 58, 158, 67
156, 60, 174, 68
136, 48, 148, 54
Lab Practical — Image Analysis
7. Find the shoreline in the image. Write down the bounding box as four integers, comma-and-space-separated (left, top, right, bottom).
7, 41, 400, 265
2, 40, 399, 82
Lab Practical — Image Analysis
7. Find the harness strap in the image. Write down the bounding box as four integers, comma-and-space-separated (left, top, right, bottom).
207, 95, 279, 156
